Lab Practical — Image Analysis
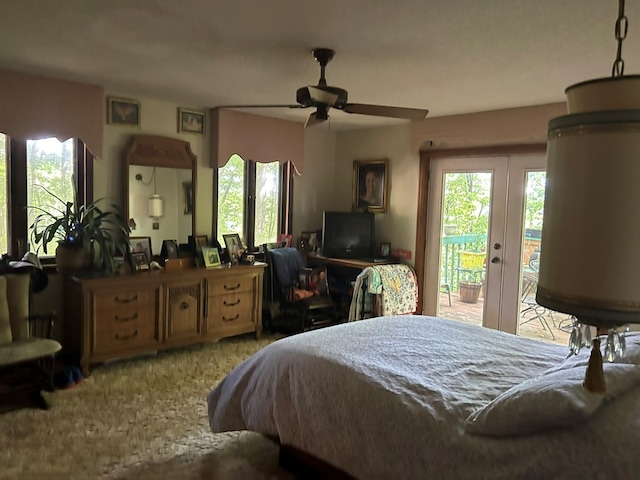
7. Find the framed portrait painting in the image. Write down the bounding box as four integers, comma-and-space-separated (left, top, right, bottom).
107, 97, 141, 127
352, 159, 389, 213
178, 108, 205, 134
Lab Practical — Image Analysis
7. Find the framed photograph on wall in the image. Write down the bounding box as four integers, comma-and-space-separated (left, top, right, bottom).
129, 236, 152, 264
178, 108, 205, 134
352, 159, 389, 213
201, 247, 221, 267
107, 97, 141, 127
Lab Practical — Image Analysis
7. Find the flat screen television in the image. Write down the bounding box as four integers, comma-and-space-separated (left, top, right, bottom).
322, 211, 375, 259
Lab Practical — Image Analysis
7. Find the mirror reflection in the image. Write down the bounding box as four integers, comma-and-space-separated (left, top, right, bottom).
128, 165, 192, 255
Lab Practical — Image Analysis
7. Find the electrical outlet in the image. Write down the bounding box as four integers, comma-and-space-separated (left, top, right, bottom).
391, 249, 411, 259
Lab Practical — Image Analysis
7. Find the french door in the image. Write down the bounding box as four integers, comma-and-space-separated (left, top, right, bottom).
423, 153, 562, 341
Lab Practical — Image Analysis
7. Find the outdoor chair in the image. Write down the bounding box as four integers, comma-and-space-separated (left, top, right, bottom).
520, 269, 556, 340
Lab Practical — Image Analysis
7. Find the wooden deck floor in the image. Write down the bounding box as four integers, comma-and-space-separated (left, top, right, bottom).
438, 290, 571, 347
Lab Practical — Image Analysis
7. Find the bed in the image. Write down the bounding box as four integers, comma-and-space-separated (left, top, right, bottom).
207, 316, 640, 479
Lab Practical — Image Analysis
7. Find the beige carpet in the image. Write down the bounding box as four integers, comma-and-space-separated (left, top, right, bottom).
0, 333, 296, 480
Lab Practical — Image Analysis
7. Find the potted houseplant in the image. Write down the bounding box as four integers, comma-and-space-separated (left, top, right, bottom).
29, 185, 131, 274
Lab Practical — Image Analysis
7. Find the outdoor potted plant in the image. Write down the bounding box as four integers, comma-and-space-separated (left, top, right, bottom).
29, 185, 131, 274
458, 251, 486, 304
459, 272, 483, 304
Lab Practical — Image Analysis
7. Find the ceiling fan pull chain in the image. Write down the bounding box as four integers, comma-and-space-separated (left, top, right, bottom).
612, 0, 628, 77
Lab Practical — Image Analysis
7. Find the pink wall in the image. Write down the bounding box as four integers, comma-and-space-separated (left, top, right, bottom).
410, 103, 567, 152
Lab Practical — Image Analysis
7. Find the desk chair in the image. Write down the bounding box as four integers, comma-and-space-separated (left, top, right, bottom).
266, 247, 337, 333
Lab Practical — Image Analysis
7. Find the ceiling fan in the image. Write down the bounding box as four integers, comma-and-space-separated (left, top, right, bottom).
219, 48, 429, 127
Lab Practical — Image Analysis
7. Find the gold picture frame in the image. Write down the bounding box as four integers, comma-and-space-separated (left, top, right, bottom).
352, 159, 389, 213
107, 96, 141, 126
178, 108, 205, 134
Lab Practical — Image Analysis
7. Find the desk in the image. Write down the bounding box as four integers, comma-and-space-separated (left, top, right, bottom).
308, 255, 397, 319
310, 255, 396, 269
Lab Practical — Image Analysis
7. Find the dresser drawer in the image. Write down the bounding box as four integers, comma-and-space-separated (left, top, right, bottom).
207, 275, 255, 296
91, 288, 161, 355
94, 289, 155, 310
208, 292, 254, 328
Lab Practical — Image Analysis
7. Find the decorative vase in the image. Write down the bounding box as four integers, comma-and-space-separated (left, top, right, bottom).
55, 244, 92, 274
459, 281, 482, 304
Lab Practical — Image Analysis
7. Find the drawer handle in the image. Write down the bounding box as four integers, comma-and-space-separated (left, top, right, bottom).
115, 330, 138, 341
222, 314, 239, 322
223, 283, 241, 291
223, 299, 241, 306
115, 294, 138, 303
115, 312, 138, 322
181, 302, 189, 310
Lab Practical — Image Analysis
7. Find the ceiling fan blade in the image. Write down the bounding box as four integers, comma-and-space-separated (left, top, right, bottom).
342, 103, 428, 120
216, 104, 307, 109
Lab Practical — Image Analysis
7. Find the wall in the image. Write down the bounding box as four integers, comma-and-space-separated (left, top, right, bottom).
96, 96, 213, 238
335, 124, 417, 264
291, 127, 338, 236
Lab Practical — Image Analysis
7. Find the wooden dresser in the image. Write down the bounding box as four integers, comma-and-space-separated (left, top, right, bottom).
63, 263, 266, 375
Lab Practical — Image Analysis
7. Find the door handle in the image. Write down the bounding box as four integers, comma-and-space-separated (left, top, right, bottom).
491, 257, 501, 264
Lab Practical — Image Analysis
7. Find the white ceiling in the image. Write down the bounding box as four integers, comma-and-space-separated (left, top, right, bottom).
0, 0, 637, 130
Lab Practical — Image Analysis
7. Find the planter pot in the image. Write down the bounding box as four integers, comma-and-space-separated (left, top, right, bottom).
459, 281, 482, 304
443, 225, 458, 236
55, 244, 92, 274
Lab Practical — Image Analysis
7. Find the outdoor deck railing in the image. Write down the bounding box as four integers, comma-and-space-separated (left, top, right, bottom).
441, 234, 541, 291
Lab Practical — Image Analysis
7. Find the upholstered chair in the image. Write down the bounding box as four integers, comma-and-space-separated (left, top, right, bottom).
0, 272, 61, 410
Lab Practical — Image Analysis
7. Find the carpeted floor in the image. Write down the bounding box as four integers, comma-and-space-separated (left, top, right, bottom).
0, 333, 296, 480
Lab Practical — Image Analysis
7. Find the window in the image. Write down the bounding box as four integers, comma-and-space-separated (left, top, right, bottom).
2, 133, 92, 260
216, 154, 293, 251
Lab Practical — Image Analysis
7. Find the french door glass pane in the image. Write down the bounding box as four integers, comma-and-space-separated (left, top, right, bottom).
26, 137, 75, 256
217, 154, 245, 243
254, 161, 279, 246
439, 172, 491, 327
0, 134, 6, 254
518, 170, 570, 345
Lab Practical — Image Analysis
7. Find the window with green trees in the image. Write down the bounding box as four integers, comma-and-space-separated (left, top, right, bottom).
217, 154, 292, 251
1, 133, 91, 259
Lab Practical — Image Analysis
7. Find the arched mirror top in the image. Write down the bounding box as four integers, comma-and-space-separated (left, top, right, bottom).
126, 134, 197, 169
124, 135, 197, 255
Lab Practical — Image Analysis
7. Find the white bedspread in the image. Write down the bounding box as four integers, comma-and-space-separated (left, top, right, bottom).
207, 316, 640, 479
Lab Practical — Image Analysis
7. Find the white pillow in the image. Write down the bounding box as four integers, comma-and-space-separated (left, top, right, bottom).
465, 363, 640, 437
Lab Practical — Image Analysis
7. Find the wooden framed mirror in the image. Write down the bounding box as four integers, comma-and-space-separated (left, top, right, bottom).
123, 135, 197, 256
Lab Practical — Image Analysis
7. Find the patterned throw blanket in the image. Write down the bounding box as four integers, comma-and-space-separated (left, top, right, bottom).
348, 264, 418, 321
